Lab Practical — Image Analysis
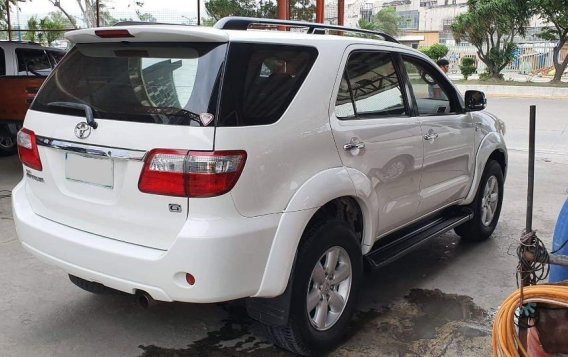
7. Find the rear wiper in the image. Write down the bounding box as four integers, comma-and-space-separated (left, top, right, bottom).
151, 107, 205, 126
48, 102, 98, 129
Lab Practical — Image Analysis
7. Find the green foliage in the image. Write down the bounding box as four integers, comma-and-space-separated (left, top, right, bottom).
290, 0, 314, 21
451, 0, 531, 80
358, 7, 400, 36
459, 57, 477, 80
532, 0, 568, 82
25, 12, 71, 46
205, 0, 278, 21
479, 71, 503, 81
420, 43, 449, 61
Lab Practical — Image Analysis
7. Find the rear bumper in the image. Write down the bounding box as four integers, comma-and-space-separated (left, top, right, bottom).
12, 181, 280, 303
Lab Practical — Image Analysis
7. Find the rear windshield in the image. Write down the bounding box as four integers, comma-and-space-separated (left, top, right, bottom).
32, 43, 226, 126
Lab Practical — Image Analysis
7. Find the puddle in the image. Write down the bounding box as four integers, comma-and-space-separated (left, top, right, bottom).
138, 302, 291, 357
139, 289, 492, 357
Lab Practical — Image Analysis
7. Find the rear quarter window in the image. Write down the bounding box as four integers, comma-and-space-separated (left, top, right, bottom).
217, 43, 318, 127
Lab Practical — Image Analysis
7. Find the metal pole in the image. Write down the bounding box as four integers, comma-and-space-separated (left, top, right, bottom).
197, 0, 201, 25
96, 0, 100, 27
316, 0, 324, 23
6, 0, 12, 41
278, 0, 287, 20
337, 0, 344, 26
526, 105, 536, 233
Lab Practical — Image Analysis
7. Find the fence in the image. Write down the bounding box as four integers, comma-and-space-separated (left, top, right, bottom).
443, 43, 561, 75
1, 0, 204, 48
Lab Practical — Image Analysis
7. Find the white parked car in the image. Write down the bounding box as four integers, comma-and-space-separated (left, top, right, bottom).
12, 17, 507, 355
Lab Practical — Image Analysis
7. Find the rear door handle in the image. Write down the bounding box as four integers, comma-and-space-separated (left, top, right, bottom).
423, 130, 439, 141
343, 139, 365, 151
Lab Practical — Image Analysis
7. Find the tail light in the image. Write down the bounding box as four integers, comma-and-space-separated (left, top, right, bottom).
138, 149, 247, 198
17, 129, 42, 171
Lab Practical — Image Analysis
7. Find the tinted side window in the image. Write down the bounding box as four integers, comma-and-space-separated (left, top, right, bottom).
16, 49, 51, 76
217, 43, 318, 127
335, 51, 407, 119
402, 56, 457, 115
0, 48, 5, 76
48, 50, 65, 67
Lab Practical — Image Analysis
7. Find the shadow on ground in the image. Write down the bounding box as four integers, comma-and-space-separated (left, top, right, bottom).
138, 288, 491, 357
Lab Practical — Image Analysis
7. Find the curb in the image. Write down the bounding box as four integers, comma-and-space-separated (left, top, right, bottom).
455, 84, 568, 98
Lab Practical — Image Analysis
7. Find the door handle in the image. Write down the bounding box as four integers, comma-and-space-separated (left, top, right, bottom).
343, 139, 365, 151
423, 131, 439, 141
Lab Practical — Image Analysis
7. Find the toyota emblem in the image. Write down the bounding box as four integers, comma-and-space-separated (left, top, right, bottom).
74, 122, 91, 139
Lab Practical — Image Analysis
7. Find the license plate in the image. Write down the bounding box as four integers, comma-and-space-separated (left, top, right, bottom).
65, 153, 114, 189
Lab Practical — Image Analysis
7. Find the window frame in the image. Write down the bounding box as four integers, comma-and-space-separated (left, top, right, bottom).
399, 54, 464, 117
335, 49, 413, 121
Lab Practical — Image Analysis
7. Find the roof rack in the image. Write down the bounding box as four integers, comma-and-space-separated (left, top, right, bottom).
214, 17, 399, 44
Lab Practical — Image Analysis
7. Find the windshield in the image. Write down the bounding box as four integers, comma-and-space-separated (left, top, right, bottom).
31, 42, 227, 126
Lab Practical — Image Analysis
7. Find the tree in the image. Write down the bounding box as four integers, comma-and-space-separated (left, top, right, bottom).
204, 0, 282, 24
357, 7, 400, 37
420, 43, 449, 61
25, 12, 71, 46
290, 0, 314, 21
1, 0, 27, 36
532, 0, 568, 82
452, 0, 531, 80
25, 16, 40, 43
460, 57, 477, 80
47, 0, 116, 28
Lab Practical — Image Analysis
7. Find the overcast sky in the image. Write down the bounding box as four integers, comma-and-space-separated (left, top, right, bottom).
14, 0, 207, 25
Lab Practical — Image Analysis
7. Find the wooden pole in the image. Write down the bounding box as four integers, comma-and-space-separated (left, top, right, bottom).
6, 0, 12, 41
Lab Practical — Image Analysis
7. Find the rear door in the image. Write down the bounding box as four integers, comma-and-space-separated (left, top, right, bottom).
330, 48, 424, 236
401, 55, 475, 215
24, 41, 227, 250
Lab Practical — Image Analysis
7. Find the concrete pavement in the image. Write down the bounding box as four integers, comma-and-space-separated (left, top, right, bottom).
0, 97, 567, 356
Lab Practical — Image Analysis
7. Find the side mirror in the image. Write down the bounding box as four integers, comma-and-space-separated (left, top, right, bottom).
465, 90, 487, 112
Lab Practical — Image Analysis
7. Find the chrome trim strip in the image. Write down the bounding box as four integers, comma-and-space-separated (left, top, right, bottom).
35, 136, 146, 161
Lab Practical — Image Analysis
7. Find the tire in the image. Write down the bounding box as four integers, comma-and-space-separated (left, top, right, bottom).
455, 160, 504, 241
0, 131, 17, 157
263, 220, 363, 356
68, 274, 123, 295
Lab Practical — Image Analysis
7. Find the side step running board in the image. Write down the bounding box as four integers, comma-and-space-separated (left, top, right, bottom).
365, 210, 473, 270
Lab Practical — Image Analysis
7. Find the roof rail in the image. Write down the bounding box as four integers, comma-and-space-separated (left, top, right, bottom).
214, 16, 399, 43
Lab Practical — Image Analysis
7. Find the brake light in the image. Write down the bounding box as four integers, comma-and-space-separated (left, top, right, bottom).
138, 149, 247, 198
94, 29, 134, 38
17, 129, 42, 171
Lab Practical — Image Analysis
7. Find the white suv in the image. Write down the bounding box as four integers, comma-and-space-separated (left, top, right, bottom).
12, 18, 507, 355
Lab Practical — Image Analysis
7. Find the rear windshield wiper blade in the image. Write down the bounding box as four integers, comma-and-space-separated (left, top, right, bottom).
48, 102, 98, 129
150, 107, 205, 126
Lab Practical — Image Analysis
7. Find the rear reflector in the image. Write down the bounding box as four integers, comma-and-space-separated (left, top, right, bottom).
95, 29, 134, 38
138, 149, 247, 198
17, 129, 42, 171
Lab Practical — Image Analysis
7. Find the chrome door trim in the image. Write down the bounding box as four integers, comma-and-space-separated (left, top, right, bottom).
35, 135, 147, 161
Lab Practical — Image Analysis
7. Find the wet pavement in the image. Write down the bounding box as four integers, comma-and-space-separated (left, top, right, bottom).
1, 97, 567, 356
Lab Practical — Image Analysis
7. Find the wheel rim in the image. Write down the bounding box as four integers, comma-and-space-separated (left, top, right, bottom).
0, 135, 15, 150
481, 175, 499, 227
306, 246, 352, 331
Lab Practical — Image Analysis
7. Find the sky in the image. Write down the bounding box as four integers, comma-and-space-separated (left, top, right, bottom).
13, 0, 207, 26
